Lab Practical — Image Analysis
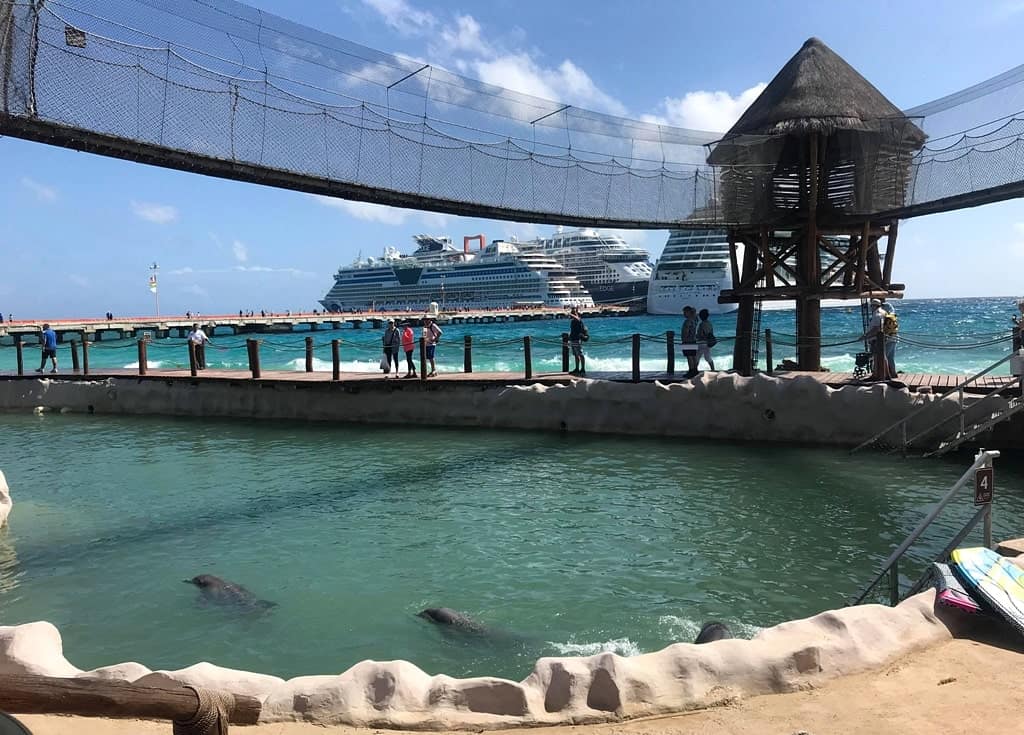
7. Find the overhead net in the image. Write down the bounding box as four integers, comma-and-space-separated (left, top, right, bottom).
1, 0, 1023, 227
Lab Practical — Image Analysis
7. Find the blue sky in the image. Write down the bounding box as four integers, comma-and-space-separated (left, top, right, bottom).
4, 0, 1024, 318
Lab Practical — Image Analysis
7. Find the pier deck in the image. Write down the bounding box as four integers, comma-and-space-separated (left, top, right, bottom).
0, 368, 1014, 395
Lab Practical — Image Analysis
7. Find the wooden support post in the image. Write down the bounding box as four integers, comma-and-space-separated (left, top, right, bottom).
882, 220, 899, 286
798, 133, 822, 372
70, 340, 80, 372
419, 336, 426, 381
81, 337, 90, 375
561, 332, 570, 373
856, 222, 869, 294
761, 227, 774, 287
464, 335, 472, 373
188, 341, 198, 377
247, 339, 261, 379
728, 232, 740, 291
524, 335, 532, 380
666, 330, 675, 376
765, 329, 774, 375
331, 339, 340, 381
632, 333, 641, 383
0, 672, 261, 726
733, 237, 758, 376
137, 339, 147, 376
15, 336, 24, 376
304, 336, 314, 373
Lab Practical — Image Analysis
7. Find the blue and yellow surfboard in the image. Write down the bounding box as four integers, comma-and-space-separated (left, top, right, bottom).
951, 547, 1024, 635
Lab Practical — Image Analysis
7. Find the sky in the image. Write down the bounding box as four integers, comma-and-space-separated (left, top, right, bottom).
3, 0, 1024, 318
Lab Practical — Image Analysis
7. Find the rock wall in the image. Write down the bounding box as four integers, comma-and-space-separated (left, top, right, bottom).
0, 591, 956, 728
0, 374, 989, 448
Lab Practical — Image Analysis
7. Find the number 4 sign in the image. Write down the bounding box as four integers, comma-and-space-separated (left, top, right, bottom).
975, 467, 994, 506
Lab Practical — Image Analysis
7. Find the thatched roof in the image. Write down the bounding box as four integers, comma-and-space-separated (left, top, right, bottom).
709, 38, 925, 156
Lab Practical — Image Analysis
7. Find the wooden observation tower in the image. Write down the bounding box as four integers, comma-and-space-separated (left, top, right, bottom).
709, 38, 925, 374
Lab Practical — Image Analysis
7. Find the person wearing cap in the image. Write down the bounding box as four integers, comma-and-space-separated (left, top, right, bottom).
423, 317, 442, 377
382, 318, 401, 376
862, 298, 890, 380
186, 323, 211, 370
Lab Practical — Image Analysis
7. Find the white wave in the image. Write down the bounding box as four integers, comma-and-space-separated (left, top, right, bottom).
123, 360, 164, 369
547, 637, 642, 657
658, 614, 763, 641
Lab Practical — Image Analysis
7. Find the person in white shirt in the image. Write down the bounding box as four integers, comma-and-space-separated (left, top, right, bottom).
186, 323, 211, 370
422, 318, 442, 377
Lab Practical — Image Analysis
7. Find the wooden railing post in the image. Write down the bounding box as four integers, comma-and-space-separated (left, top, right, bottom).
666, 330, 675, 376
561, 332, 569, 373
137, 339, 148, 376
524, 335, 532, 380
81, 337, 90, 375
14, 336, 24, 376
632, 333, 641, 383
247, 338, 261, 379
331, 339, 340, 381
419, 336, 426, 381
188, 341, 198, 377
70, 339, 80, 372
765, 328, 774, 375
304, 336, 314, 372
464, 335, 472, 373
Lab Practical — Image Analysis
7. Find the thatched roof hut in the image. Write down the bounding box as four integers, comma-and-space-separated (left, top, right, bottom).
708, 38, 925, 225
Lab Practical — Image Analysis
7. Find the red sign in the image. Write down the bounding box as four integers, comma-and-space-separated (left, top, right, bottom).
975, 468, 994, 506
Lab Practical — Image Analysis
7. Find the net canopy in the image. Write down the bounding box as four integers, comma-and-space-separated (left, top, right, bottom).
2, 0, 1024, 227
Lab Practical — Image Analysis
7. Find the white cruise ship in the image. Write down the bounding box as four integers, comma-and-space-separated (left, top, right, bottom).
646, 230, 740, 315
319, 235, 594, 313
517, 228, 652, 306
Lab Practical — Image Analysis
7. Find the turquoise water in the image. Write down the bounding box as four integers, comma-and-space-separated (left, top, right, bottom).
0, 413, 1021, 681
0, 297, 1018, 376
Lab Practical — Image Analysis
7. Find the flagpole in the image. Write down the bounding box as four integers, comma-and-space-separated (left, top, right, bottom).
149, 262, 160, 317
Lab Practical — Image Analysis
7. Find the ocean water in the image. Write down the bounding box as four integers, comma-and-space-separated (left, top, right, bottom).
0, 297, 1019, 377
0, 413, 1021, 681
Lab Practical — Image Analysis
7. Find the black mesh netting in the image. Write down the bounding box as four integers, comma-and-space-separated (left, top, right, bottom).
2, 0, 1023, 227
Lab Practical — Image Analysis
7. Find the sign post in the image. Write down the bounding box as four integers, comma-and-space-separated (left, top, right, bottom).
974, 467, 994, 506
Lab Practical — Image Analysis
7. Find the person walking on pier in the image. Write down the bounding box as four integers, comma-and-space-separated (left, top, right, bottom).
401, 321, 417, 378
36, 323, 58, 373
187, 323, 211, 370
681, 306, 699, 378
863, 299, 892, 381
382, 318, 401, 376
696, 309, 717, 371
423, 317, 442, 377
568, 306, 587, 376
880, 299, 899, 377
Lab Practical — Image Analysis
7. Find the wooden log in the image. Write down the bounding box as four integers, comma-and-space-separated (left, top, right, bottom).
765, 328, 774, 375
561, 333, 569, 373
304, 336, 314, 373
70, 339, 80, 372
524, 335, 532, 380
81, 337, 90, 375
666, 330, 675, 375
882, 219, 899, 286
631, 333, 640, 383
137, 339, 148, 376
331, 339, 340, 381
464, 335, 472, 373
419, 336, 426, 381
15, 336, 24, 376
0, 673, 261, 726
188, 341, 198, 377
728, 231, 740, 288
800, 134, 822, 372
247, 339, 261, 379
856, 222, 869, 295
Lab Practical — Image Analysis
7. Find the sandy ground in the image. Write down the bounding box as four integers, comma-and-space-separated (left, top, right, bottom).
13, 635, 1024, 735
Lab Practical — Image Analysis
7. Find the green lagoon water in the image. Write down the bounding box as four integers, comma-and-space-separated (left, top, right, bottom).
0, 412, 1021, 681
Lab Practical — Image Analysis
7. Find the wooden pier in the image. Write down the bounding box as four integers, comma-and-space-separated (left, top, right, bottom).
0, 305, 631, 345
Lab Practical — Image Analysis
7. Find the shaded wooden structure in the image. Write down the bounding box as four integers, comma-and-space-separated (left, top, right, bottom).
708, 38, 925, 373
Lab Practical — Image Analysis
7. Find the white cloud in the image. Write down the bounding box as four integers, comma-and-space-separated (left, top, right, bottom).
441, 15, 485, 55
170, 267, 194, 276
310, 194, 447, 228
131, 201, 178, 224
650, 83, 767, 133
183, 283, 208, 298
21, 177, 57, 202
361, 0, 436, 36
68, 274, 89, 288
233, 265, 316, 278
232, 240, 249, 263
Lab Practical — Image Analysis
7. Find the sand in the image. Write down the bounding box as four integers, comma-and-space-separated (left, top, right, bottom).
15, 636, 1024, 735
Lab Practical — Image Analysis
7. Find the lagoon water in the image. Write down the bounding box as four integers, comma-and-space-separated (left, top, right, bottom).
0, 297, 1018, 376
1, 413, 1021, 681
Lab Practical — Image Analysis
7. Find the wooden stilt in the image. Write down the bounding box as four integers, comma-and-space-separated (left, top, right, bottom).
798, 133, 822, 371
733, 242, 758, 376
882, 220, 899, 286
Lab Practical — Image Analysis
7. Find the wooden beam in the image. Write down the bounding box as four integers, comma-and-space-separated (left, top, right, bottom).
761, 226, 775, 288
856, 221, 869, 295
0, 674, 262, 726
882, 219, 899, 286
728, 231, 740, 288
719, 283, 906, 302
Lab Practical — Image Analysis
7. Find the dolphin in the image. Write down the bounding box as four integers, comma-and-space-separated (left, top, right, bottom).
694, 621, 734, 644
184, 574, 276, 612
417, 607, 489, 634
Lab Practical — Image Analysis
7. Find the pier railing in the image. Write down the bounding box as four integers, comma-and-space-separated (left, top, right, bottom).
850, 351, 1024, 455
850, 449, 997, 607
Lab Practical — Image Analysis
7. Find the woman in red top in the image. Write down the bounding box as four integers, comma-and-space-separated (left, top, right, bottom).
400, 322, 417, 378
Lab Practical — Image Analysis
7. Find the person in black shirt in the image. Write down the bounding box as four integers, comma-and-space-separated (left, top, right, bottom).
568, 307, 587, 376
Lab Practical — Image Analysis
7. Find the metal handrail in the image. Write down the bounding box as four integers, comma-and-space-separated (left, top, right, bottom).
850, 449, 998, 606
902, 375, 1022, 449
850, 351, 1020, 454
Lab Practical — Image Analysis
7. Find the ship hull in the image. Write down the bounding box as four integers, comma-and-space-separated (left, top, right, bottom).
584, 279, 649, 306
646, 270, 738, 315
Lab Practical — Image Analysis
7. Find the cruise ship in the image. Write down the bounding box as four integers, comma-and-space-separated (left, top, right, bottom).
517, 228, 652, 306
319, 235, 594, 313
646, 230, 739, 315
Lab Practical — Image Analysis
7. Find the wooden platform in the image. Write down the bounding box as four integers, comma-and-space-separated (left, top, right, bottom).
0, 368, 1016, 395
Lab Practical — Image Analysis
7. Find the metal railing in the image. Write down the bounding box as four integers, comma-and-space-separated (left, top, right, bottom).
850, 351, 1023, 454
850, 449, 998, 606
